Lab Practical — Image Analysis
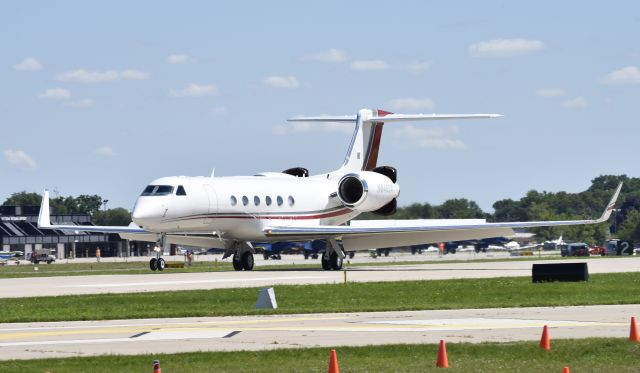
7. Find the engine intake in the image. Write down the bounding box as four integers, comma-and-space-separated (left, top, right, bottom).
337, 171, 399, 212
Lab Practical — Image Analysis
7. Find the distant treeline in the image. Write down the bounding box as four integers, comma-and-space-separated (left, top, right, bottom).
1, 192, 131, 226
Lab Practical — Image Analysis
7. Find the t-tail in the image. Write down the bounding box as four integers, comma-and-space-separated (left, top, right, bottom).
288, 108, 502, 174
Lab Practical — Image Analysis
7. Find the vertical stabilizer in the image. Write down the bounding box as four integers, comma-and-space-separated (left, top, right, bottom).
338, 108, 390, 173
37, 190, 52, 228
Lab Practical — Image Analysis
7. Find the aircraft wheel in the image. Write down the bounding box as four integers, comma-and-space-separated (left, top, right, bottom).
321, 252, 331, 270
157, 258, 166, 271
242, 252, 254, 271
149, 258, 157, 271
232, 253, 243, 271
330, 252, 343, 270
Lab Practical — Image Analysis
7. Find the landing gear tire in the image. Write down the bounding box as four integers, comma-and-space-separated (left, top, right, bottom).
232, 253, 243, 271
157, 258, 166, 271
150, 258, 157, 271
321, 252, 331, 270
242, 252, 254, 271
330, 252, 343, 270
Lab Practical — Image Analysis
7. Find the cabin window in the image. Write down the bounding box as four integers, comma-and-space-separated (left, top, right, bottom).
141, 185, 174, 196
254, 196, 260, 206
242, 196, 249, 206
288, 196, 295, 206
230, 196, 237, 206
277, 196, 283, 206
176, 185, 187, 196
265, 196, 272, 206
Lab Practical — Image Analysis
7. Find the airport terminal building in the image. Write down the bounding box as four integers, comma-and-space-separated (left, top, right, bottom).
0, 205, 132, 259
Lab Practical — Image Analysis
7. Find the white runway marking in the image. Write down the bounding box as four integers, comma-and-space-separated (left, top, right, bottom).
59, 275, 323, 288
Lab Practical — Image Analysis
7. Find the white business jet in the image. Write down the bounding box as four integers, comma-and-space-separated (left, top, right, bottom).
37, 108, 622, 271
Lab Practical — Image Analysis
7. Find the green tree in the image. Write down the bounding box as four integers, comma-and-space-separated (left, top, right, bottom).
93, 208, 132, 226
616, 209, 640, 242
2, 191, 42, 206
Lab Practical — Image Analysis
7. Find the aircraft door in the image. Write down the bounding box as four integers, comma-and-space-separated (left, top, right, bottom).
203, 184, 218, 225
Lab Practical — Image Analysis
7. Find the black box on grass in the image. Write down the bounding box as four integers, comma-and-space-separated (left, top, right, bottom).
532, 262, 589, 283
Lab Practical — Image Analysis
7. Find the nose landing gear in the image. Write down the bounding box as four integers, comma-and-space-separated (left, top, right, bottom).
149, 233, 167, 271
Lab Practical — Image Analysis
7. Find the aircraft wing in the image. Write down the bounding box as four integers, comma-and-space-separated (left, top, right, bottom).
37, 190, 148, 233
264, 183, 622, 251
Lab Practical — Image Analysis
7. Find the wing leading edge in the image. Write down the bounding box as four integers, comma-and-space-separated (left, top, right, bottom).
263, 183, 623, 250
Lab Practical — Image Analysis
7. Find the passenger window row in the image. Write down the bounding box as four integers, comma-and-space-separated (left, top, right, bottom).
230, 195, 295, 207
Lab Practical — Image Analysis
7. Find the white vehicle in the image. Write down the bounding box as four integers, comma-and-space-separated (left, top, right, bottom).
37, 108, 622, 272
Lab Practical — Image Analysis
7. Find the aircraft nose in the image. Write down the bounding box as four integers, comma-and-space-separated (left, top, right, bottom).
132, 198, 160, 227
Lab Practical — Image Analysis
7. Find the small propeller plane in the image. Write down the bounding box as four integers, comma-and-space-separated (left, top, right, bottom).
37, 108, 622, 271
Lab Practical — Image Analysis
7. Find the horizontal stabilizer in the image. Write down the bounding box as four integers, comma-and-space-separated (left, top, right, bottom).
288, 115, 357, 122
366, 113, 502, 122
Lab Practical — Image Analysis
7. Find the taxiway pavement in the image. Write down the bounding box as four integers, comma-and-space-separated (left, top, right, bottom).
1, 256, 639, 298
1, 304, 637, 360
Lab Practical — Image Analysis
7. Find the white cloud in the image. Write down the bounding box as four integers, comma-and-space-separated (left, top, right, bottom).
38, 88, 71, 100
385, 97, 434, 111
406, 60, 432, 72
350, 59, 388, 71
536, 88, 565, 97
64, 98, 94, 108
562, 96, 588, 109
95, 146, 115, 156
120, 69, 150, 80
57, 69, 150, 83
263, 76, 299, 89
57, 69, 119, 83
167, 54, 191, 64
394, 125, 466, 150
13, 57, 42, 71
302, 48, 347, 63
601, 66, 640, 85
4, 149, 37, 169
273, 121, 353, 135
469, 39, 545, 57
170, 83, 218, 97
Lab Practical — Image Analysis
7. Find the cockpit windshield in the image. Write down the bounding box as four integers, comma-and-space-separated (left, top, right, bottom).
141, 185, 174, 196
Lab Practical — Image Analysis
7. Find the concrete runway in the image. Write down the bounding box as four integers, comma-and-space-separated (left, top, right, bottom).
1, 304, 637, 360
1, 256, 639, 298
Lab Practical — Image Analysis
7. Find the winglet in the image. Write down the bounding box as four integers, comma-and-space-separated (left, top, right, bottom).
37, 190, 51, 228
595, 182, 623, 223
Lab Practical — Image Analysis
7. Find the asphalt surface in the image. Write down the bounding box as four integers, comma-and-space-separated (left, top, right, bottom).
1, 304, 637, 360
1, 256, 639, 298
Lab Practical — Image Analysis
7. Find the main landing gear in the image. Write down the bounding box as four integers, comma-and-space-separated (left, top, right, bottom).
224, 241, 255, 271
321, 238, 344, 270
149, 233, 166, 271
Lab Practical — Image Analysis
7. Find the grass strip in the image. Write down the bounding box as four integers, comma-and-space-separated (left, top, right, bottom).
1, 338, 639, 372
2, 272, 640, 323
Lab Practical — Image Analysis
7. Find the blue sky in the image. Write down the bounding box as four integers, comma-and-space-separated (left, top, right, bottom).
1, 1, 639, 212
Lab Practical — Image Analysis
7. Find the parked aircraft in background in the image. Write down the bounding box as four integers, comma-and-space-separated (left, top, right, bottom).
0, 250, 22, 260
38, 108, 622, 272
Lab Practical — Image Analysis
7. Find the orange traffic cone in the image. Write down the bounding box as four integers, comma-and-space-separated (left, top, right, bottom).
153, 359, 161, 373
630, 317, 639, 342
327, 349, 339, 373
436, 339, 449, 368
540, 325, 550, 350
563, 367, 570, 373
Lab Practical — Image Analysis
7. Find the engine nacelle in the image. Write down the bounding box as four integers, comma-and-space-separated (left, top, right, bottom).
337, 171, 399, 212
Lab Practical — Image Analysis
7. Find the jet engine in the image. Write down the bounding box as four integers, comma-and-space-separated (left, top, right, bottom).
337, 170, 399, 213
